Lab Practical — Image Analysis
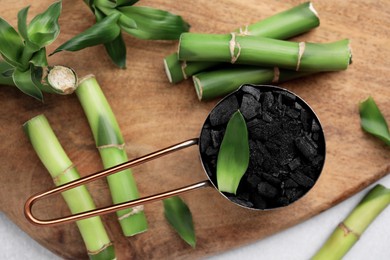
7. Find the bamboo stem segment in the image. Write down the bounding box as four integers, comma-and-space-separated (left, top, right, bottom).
163, 2, 320, 83
23, 115, 115, 260
312, 184, 390, 260
193, 66, 313, 100
76, 75, 148, 236
178, 33, 351, 72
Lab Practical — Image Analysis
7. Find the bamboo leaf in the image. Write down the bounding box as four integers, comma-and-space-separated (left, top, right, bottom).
29, 48, 48, 67
104, 33, 127, 68
12, 67, 43, 101
51, 13, 121, 55
118, 6, 190, 40
163, 196, 196, 248
359, 96, 390, 145
1, 68, 14, 78
0, 18, 24, 66
27, 1, 61, 48
17, 6, 30, 42
115, 0, 139, 7
217, 110, 250, 194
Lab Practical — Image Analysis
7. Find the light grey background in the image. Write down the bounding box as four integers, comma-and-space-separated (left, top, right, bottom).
1, 174, 389, 259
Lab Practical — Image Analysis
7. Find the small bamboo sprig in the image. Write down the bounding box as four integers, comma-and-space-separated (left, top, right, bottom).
24, 115, 115, 260
164, 2, 320, 83
312, 184, 390, 260
76, 75, 148, 236
178, 33, 351, 72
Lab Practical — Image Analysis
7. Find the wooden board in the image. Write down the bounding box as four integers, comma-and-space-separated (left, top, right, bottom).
1, 0, 390, 258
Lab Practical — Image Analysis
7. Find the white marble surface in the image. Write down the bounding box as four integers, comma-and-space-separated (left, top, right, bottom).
1, 174, 389, 259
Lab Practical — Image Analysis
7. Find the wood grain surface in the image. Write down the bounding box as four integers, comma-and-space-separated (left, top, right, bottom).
1, 0, 390, 259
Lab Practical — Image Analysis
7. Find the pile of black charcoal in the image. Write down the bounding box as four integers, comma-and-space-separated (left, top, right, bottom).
199, 85, 325, 209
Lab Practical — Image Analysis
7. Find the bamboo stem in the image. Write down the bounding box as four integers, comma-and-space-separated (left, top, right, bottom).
23, 115, 115, 260
193, 66, 314, 100
178, 33, 351, 71
76, 75, 148, 236
164, 2, 320, 83
312, 184, 390, 260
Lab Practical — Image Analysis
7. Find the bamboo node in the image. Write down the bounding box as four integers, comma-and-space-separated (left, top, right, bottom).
229, 33, 242, 64
118, 205, 144, 221
52, 164, 75, 185
272, 67, 280, 83
338, 222, 360, 239
237, 24, 250, 36
87, 242, 113, 256
181, 60, 188, 80
296, 42, 306, 71
97, 143, 126, 150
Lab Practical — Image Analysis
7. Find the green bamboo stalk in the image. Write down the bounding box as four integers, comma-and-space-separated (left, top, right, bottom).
178, 33, 351, 71
164, 2, 320, 83
76, 75, 148, 236
23, 114, 115, 260
312, 184, 390, 260
193, 66, 314, 100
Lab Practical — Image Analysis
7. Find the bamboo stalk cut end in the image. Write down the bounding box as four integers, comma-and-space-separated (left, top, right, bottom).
47, 66, 78, 94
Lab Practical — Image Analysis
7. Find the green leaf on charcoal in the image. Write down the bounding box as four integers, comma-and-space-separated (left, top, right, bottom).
217, 110, 250, 194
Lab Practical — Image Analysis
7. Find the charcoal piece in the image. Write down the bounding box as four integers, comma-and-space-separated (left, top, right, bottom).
262, 112, 273, 122
241, 94, 261, 119
228, 196, 254, 208
288, 157, 301, 171
295, 137, 317, 160
300, 108, 311, 132
205, 146, 218, 157
285, 188, 300, 202
282, 91, 296, 102
211, 129, 224, 148
265, 141, 280, 156
312, 155, 324, 166
290, 171, 315, 187
286, 108, 300, 119
262, 92, 274, 110
241, 85, 261, 100
276, 196, 290, 206
238, 192, 250, 201
200, 127, 211, 153
257, 182, 278, 198
247, 118, 262, 128
284, 178, 299, 188
294, 102, 302, 110
311, 119, 321, 132
304, 134, 318, 149
209, 95, 239, 126
312, 132, 319, 141
276, 94, 283, 108
262, 172, 281, 185
282, 121, 301, 136
247, 174, 262, 190
252, 195, 267, 209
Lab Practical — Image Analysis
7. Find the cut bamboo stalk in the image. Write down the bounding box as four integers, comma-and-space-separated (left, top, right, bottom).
23, 114, 115, 260
178, 33, 351, 71
76, 75, 148, 236
164, 2, 320, 83
193, 66, 313, 100
312, 184, 390, 260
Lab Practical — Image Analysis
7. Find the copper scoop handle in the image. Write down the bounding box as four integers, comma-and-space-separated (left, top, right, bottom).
24, 138, 211, 226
